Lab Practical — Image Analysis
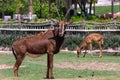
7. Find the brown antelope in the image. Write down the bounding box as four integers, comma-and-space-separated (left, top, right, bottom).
12, 21, 68, 79
77, 33, 103, 58
12, 5, 72, 79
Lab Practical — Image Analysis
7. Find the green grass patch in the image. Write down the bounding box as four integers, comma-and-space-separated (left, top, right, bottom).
0, 52, 120, 80
96, 5, 120, 15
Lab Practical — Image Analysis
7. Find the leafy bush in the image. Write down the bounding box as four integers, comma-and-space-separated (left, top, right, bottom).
62, 33, 120, 50
0, 31, 27, 47
34, 3, 58, 19
0, 31, 120, 50
0, 35, 16, 47
104, 34, 120, 49
62, 36, 83, 50
71, 16, 83, 22
85, 15, 98, 20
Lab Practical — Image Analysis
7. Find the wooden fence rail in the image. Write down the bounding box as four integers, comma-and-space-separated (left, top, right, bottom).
0, 21, 120, 50
0, 21, 120, 34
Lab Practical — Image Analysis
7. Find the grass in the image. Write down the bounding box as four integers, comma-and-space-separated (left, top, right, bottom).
95, 5, 120, 15
0, 51, 120, 80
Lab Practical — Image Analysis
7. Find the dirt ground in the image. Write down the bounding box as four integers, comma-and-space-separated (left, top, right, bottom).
54, 62, 120, 71
0, 64, 13, 69
0, 62, 120, 72
0, 64, 25, 70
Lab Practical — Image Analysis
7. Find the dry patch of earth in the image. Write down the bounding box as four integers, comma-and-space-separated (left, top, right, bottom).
0, 62, 120, 71
55, 62, 120, 71
0, 64, 25, 70
0, 64, 13, 70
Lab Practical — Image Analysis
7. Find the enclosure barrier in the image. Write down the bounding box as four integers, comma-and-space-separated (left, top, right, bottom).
0, 21, 120, 51
0, 21, 120, 34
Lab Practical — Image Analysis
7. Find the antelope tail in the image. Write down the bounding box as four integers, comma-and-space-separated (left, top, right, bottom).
12, 47, 17, 60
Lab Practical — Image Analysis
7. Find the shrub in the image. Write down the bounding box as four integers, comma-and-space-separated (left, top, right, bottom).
62, 33, 120, 50
71, 16, 83, 22
0, 31, 120, 50
85, 15, 98, 20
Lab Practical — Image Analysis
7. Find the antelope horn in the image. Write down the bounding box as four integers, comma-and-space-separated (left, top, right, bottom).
64, 6, 72, 21
54, 4, 61, 21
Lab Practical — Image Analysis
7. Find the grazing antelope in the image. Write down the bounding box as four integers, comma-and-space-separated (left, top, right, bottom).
77, 33, 103, 58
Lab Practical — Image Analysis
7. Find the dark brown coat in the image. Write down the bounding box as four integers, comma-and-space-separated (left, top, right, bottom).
12, 21, 66, 79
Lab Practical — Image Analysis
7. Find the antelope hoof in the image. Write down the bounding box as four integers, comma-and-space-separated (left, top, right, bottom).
50, 76, 54, 79
45, 76, 54, 79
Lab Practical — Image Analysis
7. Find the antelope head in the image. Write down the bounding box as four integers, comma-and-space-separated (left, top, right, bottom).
58, 21, 68, 37
52, 4, 72, 36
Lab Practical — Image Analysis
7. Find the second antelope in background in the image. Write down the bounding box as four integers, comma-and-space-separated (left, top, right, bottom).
77, 33, 103, 58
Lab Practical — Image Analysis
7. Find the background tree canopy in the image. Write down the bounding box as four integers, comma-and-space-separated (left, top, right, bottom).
0, 0, 100, 19
0, 0, 120, 21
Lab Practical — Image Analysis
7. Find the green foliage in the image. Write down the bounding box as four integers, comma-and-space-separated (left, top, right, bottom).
0, 0, 120, 21
0, 18, 3, 23
71, 16, 83, 22
104, 34, 120, 49
34, 3, 58, 19
34, 16, 38, 22
95, 5, 120, 15
85, 15, 98, 20
0, 31, 120, 51
63, 36, 83, 50
0, 35, 17, 47
0, 31, 27, 47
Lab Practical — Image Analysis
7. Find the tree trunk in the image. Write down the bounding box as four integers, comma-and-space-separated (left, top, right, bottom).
29, 0, 33, 20
48, 0, 51, 14
18, 14, 22, 29
111, 0, 114, 18
74, 0, 77, 16
2, 0, 4, 19
77, 0, 86, 17
66, 0, 71, 21
89, 2, 92, 15
39, 0, 42, 18
93, 2, 95, 15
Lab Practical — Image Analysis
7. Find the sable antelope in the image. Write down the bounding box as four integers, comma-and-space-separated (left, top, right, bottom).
77, 33, 103, 58
12, 21, 69, 79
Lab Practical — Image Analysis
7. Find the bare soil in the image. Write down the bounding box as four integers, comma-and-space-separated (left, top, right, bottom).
0, 62, 120, 72
0, 64, 13, 70
0, 64, 25, 70
54, 62, 120, 71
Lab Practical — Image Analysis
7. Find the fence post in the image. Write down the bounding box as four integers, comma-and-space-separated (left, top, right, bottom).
114, 20, 116, 29
82, 19, 85, 29
18, 14, 22, 29
50, 19, 54, 29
